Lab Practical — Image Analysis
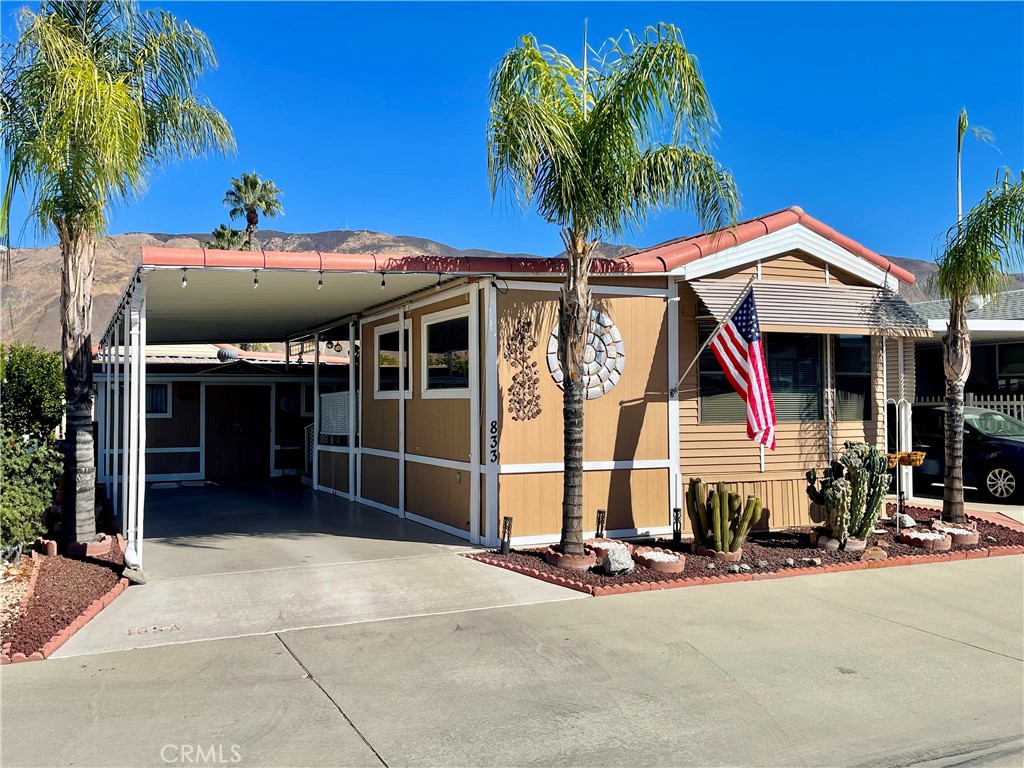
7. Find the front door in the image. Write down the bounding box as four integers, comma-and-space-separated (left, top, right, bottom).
204, 385, 271, 482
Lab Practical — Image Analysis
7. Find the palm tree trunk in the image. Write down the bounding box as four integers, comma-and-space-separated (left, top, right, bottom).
246, 209, 259, 251
558, 231, 595, 556
942, 295, 971, 524
59, 224, 97, 544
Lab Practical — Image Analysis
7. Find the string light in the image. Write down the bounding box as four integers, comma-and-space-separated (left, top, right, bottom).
435, 272, 442, 291
380, 272, 386, 291
317, 270, 324, 290
253, 269, 259, 289
181, 269, 188, 288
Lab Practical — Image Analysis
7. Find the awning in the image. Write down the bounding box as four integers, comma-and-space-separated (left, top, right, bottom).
690, 280, 932, 337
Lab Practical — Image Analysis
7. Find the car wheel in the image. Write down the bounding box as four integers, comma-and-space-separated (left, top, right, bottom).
984, 466, 1018, 502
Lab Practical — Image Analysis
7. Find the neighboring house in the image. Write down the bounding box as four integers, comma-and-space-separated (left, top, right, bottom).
92, 206, 932, 565
912, 289, 1024, 417
93, 343, 348, 483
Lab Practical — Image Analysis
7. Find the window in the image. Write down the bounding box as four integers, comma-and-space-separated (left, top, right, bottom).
145, 383, 170, 417
374, 322, 411, 398
421, 309, 470, 398
698, 323, 823, 423
834, 335, 872, 421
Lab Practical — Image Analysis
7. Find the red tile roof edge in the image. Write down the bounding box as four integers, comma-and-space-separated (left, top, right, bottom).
141, 208, 915, 285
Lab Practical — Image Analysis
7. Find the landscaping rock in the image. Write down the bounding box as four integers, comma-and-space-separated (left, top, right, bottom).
800, 557, 822, 566
986, 535, 998, 542
727, 564, 741, 573
602, 547, 634, 576
706, 562, 716, 571
739, 563, 752, 572
860, 546, 888, 562
894, 513, 916, 528
784, 558, 795, 567
756, 560, 768, 568
121, 567, 147, 585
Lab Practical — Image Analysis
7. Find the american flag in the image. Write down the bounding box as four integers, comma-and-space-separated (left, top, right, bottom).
709, 290, 777, 451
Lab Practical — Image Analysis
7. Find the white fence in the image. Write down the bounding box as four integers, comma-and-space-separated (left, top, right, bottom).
915, 393, 1024, 420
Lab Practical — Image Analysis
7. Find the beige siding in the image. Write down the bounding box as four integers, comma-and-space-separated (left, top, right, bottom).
360, 454, 399, 508
499, 468, 669, 537
495, 289, 669, 466
318, 451, 349, 494
361, 314, 401, 452
886, 337, 916, 402
405, 462, 470, 531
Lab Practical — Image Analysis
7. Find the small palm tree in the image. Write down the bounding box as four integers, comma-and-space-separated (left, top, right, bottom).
956, 108, 995, 221
488, 23, 739, 555
1, 0, 233, 544
223, 172, 283, 250
204, 223, 246, 250
937, 171, 1024, 522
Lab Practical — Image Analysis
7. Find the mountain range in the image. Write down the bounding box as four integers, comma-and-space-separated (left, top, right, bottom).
2, 228, 1014, 351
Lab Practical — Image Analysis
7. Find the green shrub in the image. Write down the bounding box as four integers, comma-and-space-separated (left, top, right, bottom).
0, 344, 64, 440
1, 431, 62, 547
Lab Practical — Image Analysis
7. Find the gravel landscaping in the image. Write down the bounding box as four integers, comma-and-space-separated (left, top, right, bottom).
1, 543, 124, 658
468, 510, 1024, 593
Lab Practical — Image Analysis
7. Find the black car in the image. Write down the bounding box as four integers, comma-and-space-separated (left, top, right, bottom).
911, 406, 1024, 502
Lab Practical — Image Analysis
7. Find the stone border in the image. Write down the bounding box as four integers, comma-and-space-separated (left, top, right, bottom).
1, 537, 130, 664
463, 535, 1024, 598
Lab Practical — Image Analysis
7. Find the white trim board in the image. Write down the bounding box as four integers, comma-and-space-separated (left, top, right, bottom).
498, 459, 672, 474
675, 224, 902, 292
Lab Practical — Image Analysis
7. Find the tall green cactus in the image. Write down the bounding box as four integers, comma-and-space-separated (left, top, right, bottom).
807, 441, 891, 547
687, 478, 763, 553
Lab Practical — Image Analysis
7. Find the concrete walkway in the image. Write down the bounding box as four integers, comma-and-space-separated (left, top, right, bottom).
4, 556, 1022, 767
53, 485, 581, 657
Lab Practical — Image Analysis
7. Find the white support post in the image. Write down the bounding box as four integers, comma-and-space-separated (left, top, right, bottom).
357, 319, 366, 501
97, 339, 107, 489
882, 336, 888, 451
468, 286, 481, 545
313, 331, 321, 489
483, 280, 499, 546
125, 283, 145, 568
667, 281, 681, 516
898, 338, 914, 499
398, 306, 406, 518
111, 320, 120, 517
348, 321, 356, 498
135, 287, 147, 568
825, 334, 834, 461
120, 307, 130, 540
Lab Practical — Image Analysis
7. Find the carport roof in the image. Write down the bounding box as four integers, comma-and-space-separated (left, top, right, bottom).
106, 206, 918, 345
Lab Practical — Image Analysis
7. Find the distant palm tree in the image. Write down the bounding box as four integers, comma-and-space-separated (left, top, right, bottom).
937, 171, 1024, 522
223, 172, 283, 250
204, 223, 246, 250
1, 0, 233, 544
956, 108, 995, 221
487, 23, 739, 555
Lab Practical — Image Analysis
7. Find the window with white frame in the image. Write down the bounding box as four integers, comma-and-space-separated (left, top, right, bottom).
374, 321, 411, 398
146, 383, 170, 417
834, 335, 872, 421
421, 307, 470, 398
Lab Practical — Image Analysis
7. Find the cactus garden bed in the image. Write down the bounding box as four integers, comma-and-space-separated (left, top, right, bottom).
463, 510, 1024, 596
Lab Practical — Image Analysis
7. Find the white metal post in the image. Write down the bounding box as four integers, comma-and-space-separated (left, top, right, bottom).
357, 319, 366, 501
468, 286, 481, 544
398, 306, 406, 517
483, 280, 499, 546
135, 287, 147, 568
313, 332, 320, 489
348, 321, 356, 498
121, 307, 131, 539
125, 287, 143, 567
825, 335, 834, 461
111, 320, 120, 517
97, 339, 107, 489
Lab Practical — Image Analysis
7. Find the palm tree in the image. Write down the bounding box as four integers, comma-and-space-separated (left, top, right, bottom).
956, 108, 995, 221
223, 172, 283, 250
1, 0, 234, 544
204, 223, 245, 250
487, 23, 739, 555
937, 171, 1024, 523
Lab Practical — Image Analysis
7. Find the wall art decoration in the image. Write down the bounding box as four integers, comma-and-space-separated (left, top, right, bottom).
546, 310, 626, 399
503, 315, 542, 421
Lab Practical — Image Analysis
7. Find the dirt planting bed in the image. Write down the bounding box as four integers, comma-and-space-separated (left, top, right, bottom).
1, 543, 125, 660
464, 510, 1024, 596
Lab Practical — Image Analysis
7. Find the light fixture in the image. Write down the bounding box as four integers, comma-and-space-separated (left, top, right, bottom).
253, 269, 259, 289
296, 353, 304, 366
181, 268, 188, 288
380, 272, 386, 291
435, 272, 442, 291
595, 508, 607, 540
317, 270, 323, 290
333, 342, 344, 353
500, 516, 514, 555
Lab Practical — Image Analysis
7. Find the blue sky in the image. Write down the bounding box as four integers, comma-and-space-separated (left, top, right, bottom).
4, 1, 1022, 260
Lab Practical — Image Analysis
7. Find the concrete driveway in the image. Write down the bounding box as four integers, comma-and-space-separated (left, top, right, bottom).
4, 556, 1021, 767
52, 484, 581, 657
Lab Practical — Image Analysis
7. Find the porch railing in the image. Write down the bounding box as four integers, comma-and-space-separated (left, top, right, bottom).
915, 393, 1024, 420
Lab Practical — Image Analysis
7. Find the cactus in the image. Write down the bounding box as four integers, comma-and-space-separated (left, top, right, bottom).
688, 480, 763, 553
808, 441, 892, 548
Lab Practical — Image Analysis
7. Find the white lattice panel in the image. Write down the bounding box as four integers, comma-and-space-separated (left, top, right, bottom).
320, 391, 351, 435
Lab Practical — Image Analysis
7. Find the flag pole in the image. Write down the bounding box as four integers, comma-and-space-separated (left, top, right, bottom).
672, 274, 757, 394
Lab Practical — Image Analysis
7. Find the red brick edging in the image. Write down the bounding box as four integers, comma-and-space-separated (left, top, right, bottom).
465, 515, 1024, 598
1, 546, 130, 664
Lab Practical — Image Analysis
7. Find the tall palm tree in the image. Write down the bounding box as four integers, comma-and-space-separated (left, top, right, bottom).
204, 223, 245, 250
956, 108, 995, 221
1, 0, 234, 544
223, 172, 283, 250
487, 23, 739, 555
937, 171, 1024, 523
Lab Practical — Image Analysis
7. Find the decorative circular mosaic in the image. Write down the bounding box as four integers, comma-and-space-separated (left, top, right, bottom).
546, 310, 626, 399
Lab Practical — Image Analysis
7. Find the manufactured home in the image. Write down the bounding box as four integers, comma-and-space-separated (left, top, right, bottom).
93, 207, 931, 566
